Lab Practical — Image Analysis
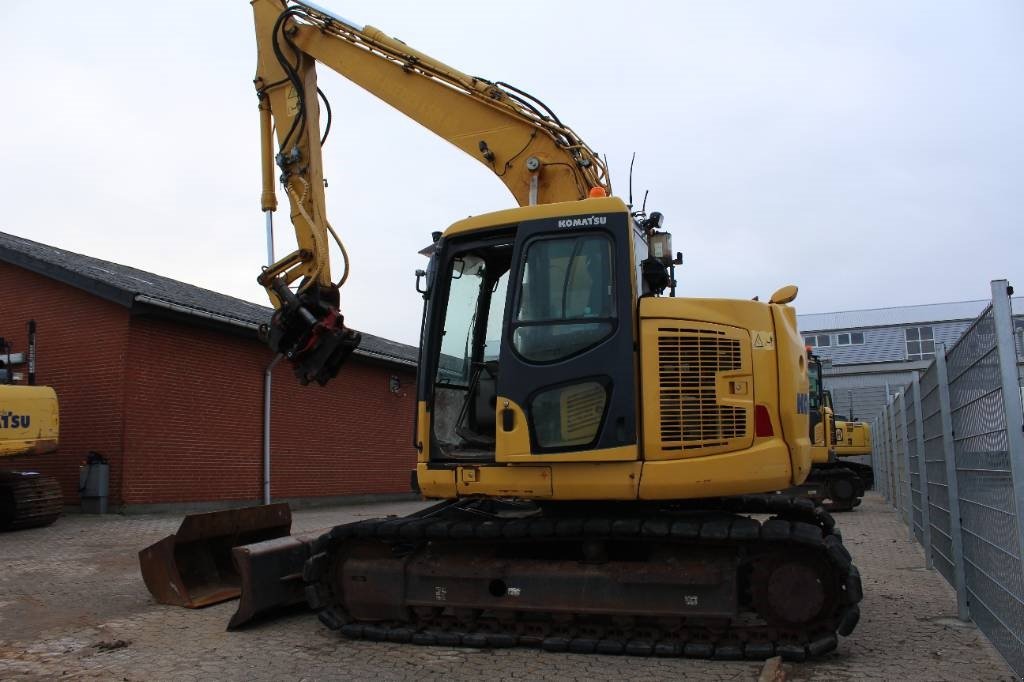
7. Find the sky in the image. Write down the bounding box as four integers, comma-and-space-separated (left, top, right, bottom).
1, 1, 1021, 346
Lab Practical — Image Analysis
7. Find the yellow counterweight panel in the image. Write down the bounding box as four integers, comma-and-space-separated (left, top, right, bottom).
0, 385, 59, 458
835, 420, 872, 457
638, 440, 793, 499
771, 305, 812, 485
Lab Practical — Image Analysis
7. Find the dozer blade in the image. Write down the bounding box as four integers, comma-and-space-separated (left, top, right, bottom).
227, 534, 315, 630
139, 503, 291, 609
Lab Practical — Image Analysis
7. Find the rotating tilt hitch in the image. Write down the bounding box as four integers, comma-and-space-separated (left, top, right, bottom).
262, 278, 362, 386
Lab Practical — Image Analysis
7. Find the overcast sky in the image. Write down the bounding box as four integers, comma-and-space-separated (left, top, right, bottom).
2, 1, 1021, 345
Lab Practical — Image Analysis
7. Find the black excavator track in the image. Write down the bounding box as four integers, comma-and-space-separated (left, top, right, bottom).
795, 466, 866, 512
839, 462, 874, 491
0, 471, 63, 531
302, 496, 861, 661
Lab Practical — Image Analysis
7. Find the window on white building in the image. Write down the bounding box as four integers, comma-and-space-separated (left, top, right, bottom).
836, 332, 865, 346
804, 334, 831, 347
906, 326, 935, 360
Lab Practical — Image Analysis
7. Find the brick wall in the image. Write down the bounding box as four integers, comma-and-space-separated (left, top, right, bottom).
123, 316, 418, 505
2, 260, 418, 509
0, 263, 129, 505
268, 353, 418, 500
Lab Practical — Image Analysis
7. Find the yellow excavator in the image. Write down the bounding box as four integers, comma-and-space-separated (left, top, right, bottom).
142, 0, 862, 661
834, 417, 872, 457
832, 412, 874, 490
784, 352, 864, 511
0, 330, 63, 531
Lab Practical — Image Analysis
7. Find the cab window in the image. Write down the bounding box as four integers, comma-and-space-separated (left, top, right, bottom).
512, 234, 614, 363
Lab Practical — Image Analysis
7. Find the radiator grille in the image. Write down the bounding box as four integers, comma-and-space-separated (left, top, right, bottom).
657, 327, 747, 449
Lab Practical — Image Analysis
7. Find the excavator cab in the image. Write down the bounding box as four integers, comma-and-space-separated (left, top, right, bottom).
423, 205, 636, 464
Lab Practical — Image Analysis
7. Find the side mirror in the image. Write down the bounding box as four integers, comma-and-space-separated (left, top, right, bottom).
769, 284, 798, 305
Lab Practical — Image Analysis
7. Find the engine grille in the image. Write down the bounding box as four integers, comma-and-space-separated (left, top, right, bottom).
657, 327, 748, 450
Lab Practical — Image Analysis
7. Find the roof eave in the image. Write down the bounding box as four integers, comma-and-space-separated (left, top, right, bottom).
133, 294, 416, 368
0, 247, 136, 309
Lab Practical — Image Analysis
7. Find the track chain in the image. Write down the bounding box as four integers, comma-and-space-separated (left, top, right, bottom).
0, 473, 63, 531
303, 496, 862, 661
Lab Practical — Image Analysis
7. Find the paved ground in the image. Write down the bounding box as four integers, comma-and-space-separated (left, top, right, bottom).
0, 493, 1014, 681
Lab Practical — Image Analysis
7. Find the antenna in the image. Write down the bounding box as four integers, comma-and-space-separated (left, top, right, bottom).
628, 152, 636, 207
640, 189, 649, 215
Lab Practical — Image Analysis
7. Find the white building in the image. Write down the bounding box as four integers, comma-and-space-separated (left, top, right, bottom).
798, 297, 1024, 421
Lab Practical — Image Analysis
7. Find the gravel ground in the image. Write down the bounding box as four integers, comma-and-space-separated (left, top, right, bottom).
0, 493, 1014, 681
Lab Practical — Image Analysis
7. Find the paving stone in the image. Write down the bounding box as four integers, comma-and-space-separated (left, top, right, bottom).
0, 494, 1015, 680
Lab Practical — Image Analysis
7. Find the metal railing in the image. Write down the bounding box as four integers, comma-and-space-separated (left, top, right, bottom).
873, 280, 1024, 676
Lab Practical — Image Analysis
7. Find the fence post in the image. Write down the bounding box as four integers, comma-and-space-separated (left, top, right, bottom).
900, 391, 914, 536
912, 373, 932, 568
935, 343, 969, 621
874, 416, 887, 502
884, 399, 892, 503
881, 404, 891, 504
990, 279, 1024, 577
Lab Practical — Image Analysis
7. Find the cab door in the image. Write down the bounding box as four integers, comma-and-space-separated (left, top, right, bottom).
495, 211, 638, 462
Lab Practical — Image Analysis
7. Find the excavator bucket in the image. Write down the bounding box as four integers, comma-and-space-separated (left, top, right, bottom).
227, 534, 315, 629
139, 503, 291, 609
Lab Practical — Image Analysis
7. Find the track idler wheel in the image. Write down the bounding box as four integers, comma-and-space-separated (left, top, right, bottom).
751, 551, 839, 628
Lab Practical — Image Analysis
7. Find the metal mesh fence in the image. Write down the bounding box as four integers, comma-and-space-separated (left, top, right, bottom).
873, 281, 1024, 676
906, 389, 924, 544
872, 414, 886, 500
895, 393, 911, 525
920, 361, 954, 585
946, 305, 1024, 675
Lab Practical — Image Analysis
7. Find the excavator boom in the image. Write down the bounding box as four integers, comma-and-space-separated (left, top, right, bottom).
251, 0, 609, 384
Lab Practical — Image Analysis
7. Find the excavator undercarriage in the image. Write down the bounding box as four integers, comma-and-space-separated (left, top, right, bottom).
0, 470, 63, 532
786, 466, 865, 513
297, 496, 861, 661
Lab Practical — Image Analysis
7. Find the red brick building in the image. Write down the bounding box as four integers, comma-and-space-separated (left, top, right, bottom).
0, 231, 419, 511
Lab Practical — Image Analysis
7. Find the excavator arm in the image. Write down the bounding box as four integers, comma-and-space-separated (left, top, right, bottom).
251, 0, 610, 384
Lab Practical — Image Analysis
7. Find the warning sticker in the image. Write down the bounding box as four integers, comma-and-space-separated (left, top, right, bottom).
752, 331, 775, 350
286, 86, 300, 117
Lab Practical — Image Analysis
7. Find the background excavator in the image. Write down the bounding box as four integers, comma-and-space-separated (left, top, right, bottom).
784, 352, 865, 511
831, 413, 874, 490
141, 0, 862, 661
0, 325, 63, 531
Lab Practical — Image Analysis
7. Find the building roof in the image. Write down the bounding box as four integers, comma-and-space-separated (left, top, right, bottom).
0, 231, 417, 367
798, 296, 1024, 333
